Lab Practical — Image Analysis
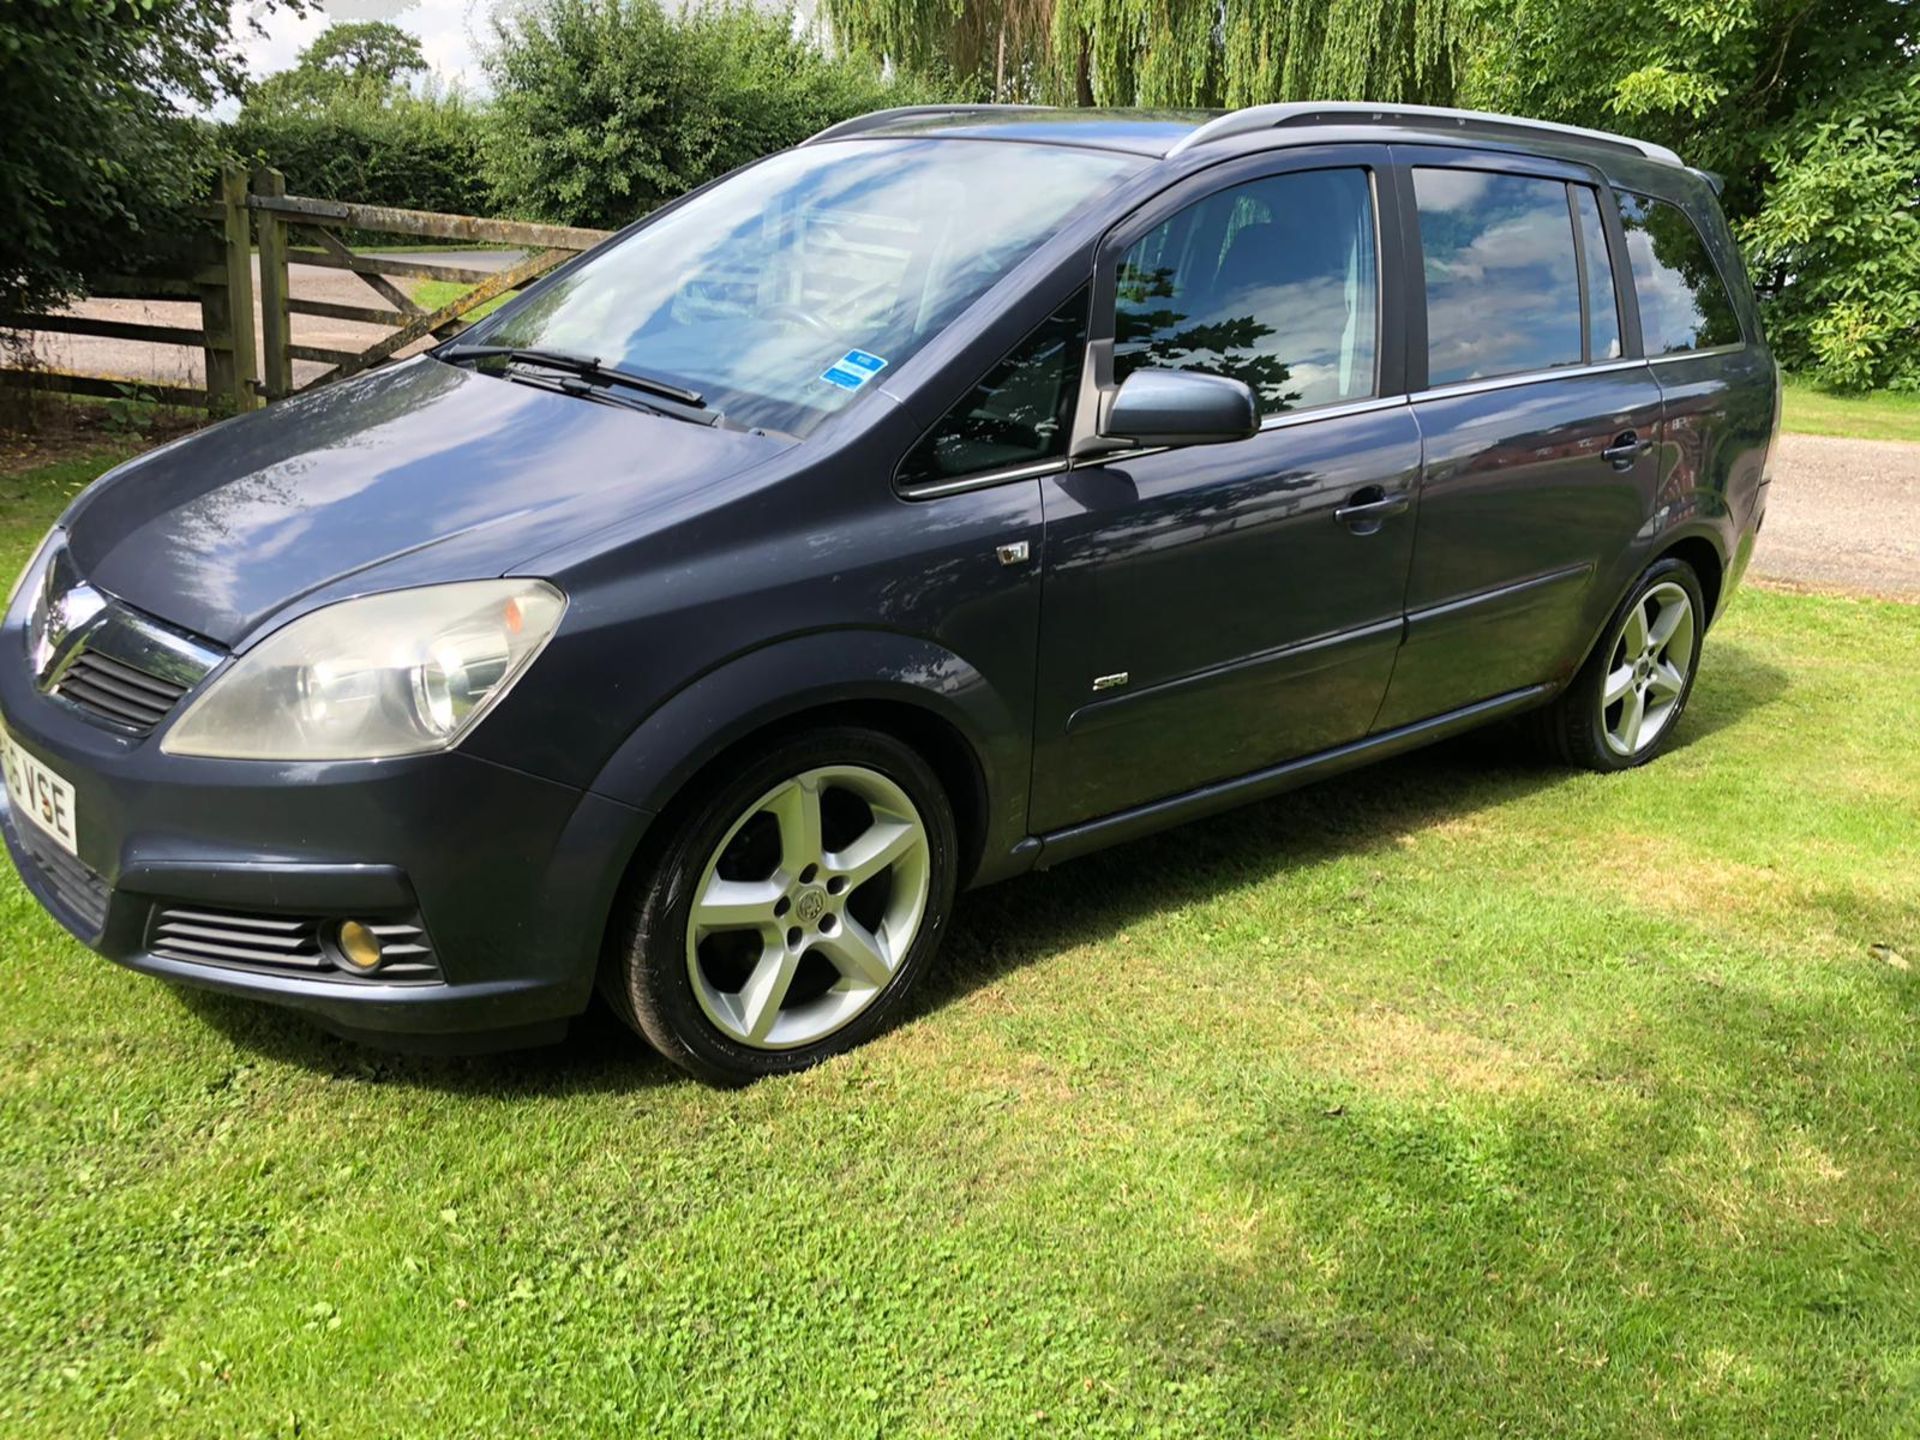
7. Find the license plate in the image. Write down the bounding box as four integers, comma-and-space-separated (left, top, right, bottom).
0, 718, 79, 856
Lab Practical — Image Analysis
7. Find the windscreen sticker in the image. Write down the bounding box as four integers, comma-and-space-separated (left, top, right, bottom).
819, 349, 889, 391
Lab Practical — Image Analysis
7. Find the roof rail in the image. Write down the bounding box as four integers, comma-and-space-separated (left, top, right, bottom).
803, 104, 1047, 146
1165, 102, 1683, 167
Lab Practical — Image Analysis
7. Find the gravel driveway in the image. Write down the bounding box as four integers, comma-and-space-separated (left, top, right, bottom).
1747, 434, 1919, 599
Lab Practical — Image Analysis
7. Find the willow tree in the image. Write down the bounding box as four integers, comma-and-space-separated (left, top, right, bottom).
819, 0, 1066, 100
818, 0, 1472, 107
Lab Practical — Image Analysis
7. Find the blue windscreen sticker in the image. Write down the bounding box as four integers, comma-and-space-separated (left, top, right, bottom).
820, 349, 888, 390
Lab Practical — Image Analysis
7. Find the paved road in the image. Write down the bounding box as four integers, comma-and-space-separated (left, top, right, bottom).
30, 250, 525, 392
1747, 434, 1920, 599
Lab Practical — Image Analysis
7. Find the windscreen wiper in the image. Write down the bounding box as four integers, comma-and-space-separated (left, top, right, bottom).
440, 344, 706, 409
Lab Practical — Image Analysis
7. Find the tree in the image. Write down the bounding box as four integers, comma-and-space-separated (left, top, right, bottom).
819, 0, 1062, 101
0, 0, 284, 314
231, 20, 483, 220
1466, 0, 1920, 389
484, 0, 924, 229
819, 0, 1472, 105
250, 20, 429, 109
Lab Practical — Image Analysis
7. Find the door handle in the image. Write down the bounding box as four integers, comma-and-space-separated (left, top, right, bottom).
1333, 487, 1411, 532
1602, 431, 1651, 469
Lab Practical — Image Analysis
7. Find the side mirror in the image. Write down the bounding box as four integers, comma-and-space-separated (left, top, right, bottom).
1101, 369, 1259, 449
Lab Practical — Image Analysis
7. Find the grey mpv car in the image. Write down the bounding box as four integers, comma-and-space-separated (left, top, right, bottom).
1, 103, 1777, 1083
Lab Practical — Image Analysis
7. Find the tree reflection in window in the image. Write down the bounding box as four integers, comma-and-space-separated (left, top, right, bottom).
1112, 169, 1379, 417
1615, 191, 1743, 354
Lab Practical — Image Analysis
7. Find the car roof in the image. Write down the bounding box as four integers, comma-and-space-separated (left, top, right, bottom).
806, 102, 1686, 171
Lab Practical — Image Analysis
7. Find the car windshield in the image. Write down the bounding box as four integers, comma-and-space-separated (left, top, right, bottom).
455, 139, 1144, 438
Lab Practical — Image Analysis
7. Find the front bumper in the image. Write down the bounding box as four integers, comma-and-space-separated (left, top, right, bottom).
1, 654, 650, 1046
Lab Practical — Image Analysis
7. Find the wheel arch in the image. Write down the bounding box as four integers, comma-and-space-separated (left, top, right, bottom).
587, 629, 1030, 896
1655, 532, 1725, 626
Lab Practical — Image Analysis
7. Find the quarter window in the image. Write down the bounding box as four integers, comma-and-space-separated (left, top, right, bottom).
1415, 169, 1584, 385
1615, 192, 1742, 354
1112, 168, 1379, 416
897, 293, 1087, 490
1574, 186, 1622, 362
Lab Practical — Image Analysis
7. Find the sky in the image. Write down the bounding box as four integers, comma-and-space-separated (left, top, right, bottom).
230, 0, 514, 97
229, 0, 815, 98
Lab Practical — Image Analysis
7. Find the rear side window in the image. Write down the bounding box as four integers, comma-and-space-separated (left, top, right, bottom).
1111, 167, 1379, 416
898, 293, 1087, 490
1414, 169, 1583, 385
1615, 192, 1743, 354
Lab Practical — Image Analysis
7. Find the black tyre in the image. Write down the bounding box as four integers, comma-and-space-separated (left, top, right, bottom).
604, 726, 959, 1085
1542, 556, 1706, 771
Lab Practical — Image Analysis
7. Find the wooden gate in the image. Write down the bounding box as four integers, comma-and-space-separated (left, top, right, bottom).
0, 165, 261, 415
247, 168, 612, 401
0, 168, 613, 417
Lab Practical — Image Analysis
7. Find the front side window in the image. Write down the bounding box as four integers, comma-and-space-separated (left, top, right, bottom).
1111, 167, 1379, 416
1415, 168, 1583, 385
898, 293, 1088, 490
1615, 192, 1743, 354
461, 140, 1142, 438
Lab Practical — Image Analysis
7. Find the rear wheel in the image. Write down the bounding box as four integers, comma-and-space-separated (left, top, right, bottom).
1542, 557, 1705, 771
606, 727, 958, 1085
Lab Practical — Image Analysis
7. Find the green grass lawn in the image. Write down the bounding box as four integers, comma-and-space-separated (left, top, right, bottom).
412, 277, 515, 322
1782, 376, 1920, 443
3, 453, 1919, 1437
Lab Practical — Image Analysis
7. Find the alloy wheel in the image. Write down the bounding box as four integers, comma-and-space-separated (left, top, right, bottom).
684, 764, 932, 1050
1600, 580, 1695, 758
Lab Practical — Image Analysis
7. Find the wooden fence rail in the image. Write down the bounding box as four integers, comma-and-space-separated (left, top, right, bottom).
0, 168, 613, 417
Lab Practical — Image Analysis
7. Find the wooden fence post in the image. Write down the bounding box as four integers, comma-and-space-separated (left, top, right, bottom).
252, 167, 293, 401
199, 164, 259, 414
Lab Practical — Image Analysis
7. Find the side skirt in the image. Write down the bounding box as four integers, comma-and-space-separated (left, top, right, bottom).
1031, 684, 1552, 868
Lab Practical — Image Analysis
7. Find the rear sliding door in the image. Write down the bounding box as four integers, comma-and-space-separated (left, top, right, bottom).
1375, 146, 1665, 731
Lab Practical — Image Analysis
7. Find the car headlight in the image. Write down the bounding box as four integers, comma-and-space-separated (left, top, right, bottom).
5, 526, 61, 628
162, 580, 566, 760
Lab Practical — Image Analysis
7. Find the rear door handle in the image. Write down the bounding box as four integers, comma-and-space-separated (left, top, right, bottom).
1602, 431, 1651, 469
1333, 487, 1411, 532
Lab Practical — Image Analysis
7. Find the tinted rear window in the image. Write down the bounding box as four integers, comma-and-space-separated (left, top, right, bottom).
1414, 169, 1583, 386
1615, 192, 1743, 354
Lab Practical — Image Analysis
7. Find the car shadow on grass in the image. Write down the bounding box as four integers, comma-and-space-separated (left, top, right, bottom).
916, 638, 1788, 1030
176, 640, 1788, 1092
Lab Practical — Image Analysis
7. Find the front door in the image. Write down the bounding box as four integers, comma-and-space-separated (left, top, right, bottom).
1029, 149, 1420, 833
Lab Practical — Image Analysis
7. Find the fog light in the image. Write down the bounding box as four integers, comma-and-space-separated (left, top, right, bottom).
334, 920, 385, 973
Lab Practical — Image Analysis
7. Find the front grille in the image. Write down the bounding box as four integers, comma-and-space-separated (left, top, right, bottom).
13, 821, 110, 938
54, 651, 188, 737
148, 907, 440, 983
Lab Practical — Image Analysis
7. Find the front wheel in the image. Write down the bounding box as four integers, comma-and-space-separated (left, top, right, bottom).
1541, 557, 1706, 771
605, 726, 958, 1085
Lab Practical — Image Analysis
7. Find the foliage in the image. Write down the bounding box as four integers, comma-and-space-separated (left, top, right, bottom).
1741, 73, 1920, 392
228, 87, 491, 220
1466, 0, 1920, 391
820, 0, 1470, 105
483, 0, 925, 229
5, 447, 1920, 1433
819, 0, 1064, 100
0, 0, 276, 313
227, 21, 486, 219
249, 20, 429, 109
